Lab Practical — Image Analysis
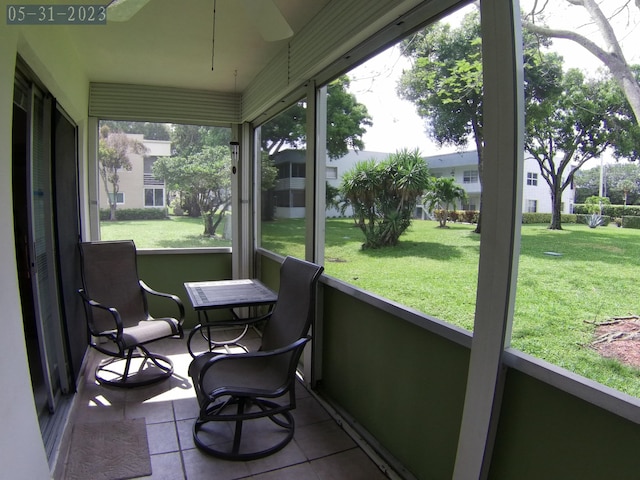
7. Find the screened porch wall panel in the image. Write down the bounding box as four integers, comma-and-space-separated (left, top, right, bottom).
89, 83, 241, 125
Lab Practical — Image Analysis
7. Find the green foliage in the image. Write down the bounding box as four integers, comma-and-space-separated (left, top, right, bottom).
98, 126, 148, 221
583, 196, 611, 213
153, 145, 231, 236
521, 213, 578, 224
341, 149, 431, 248
99, 208, 167, 221
573, 203, 640, 217
526, 67, 640, 229
574, 162, 640, 204
422, 177, 467, 228
260, 76, 372, 160
622, 216, 640, 229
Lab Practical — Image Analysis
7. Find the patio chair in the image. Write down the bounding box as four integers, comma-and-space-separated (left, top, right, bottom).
78, 240, 184, 387
188, 256, 324, 460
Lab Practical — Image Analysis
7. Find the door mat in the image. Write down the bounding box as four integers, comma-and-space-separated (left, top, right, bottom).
64, 418, 152, 480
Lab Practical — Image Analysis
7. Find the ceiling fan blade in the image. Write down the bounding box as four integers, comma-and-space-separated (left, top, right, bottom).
242, 0, 293, 41
107, 0, 151, 22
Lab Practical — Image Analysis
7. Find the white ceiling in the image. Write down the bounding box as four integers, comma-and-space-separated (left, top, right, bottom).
67, 0, 332, 93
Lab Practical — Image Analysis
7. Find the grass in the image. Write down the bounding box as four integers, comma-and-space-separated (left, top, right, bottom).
100, 216, 231, 248
101, 216, 640, 397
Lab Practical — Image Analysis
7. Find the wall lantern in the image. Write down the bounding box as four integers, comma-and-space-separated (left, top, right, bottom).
229, 141, 240, 174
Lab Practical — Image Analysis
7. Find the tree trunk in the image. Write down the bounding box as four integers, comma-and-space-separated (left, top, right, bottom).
202, 212, 215, 236
549, 187, 563, 230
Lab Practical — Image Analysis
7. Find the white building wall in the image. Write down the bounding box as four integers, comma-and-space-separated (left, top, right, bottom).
99, 135, 170, 210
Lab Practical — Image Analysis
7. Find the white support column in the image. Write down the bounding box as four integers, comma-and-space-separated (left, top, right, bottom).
232, 122, 254, 280
453, 1, 524, 478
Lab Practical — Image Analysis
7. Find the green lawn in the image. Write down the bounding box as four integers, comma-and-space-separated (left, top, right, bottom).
100, 216, 231, 248
101, 216, 640, 397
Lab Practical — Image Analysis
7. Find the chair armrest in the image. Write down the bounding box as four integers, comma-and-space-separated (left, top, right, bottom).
196, 336, 311, 398
139, 280, 186, 325
78, 288, 124, 338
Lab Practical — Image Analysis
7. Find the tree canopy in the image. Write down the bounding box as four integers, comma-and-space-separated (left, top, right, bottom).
98, 125, 147, 220
260, 75, 372, 159
526, 67, 640, 229
153, 145, 231, 236
522, 0, 640, 125
397, 11, 483, 232
422, 177, 467, 228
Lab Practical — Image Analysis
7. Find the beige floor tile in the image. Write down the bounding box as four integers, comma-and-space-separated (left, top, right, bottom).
146, 421, 179, 454
182, 447, 251, 480
311, 448, 388, 480
293, 420, 356, 460
247, 462, 321, 480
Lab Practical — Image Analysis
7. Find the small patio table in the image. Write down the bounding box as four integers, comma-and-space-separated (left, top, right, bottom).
184, 279, 277, 357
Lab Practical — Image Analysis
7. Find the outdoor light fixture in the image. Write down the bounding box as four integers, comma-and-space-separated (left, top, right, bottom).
230, 141, 240, 174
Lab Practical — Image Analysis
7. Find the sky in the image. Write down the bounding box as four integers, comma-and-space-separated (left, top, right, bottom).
346, 1, 640, 163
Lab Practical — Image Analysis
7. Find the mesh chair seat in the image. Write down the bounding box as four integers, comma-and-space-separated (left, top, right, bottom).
79, 240, 184, 387
188, 256, 323, 460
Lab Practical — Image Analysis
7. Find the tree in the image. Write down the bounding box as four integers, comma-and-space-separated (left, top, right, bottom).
169, 125, 231, 216
341, 149, 431, 248
260, 75, 373, 159
617, 178, 638, 206
422, 177, 468, 228
522, 0, 640, 125
397, 11, 563, 235
98, 126, 147, 221
526, 68, 640, 229
153, 146, 231, 236
574, 162, 640, 204
397, 12, 483, 233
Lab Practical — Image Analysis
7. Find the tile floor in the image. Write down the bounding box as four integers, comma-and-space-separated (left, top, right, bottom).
59, 331, 389, 480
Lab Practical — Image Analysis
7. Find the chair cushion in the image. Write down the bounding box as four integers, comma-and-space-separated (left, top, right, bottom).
190, 354, 289, 400
101, 317, 180, 348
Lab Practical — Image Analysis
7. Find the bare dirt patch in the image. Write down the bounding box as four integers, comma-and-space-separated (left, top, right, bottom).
589, 316, 640, 369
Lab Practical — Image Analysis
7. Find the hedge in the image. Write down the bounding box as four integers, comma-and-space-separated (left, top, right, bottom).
622, 216, 640, 229
573, 204, 640, 217
521, 213, 578, 224
100, 208, 168, 221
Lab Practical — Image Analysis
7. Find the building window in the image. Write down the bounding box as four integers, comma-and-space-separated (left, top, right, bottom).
526, 199, 537, 213
527, 172, 538, 186
108, 192, 125, 204
463, 170, 478, 183
144, 187, 164, 207
291, 163, 306, 178
291, 190, 305, 207
277, 164, 289, 179
326, 166, 338, 180
462, 202, 476, 211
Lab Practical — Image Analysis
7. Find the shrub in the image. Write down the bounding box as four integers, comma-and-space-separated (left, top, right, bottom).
522, 213, 578, 225
622, 216, 640, 229
586, 213, 605, 228
100, 208, 168, 221
576, 214, 610, 226
460, 210, 479, 224
584, 196, 611, 214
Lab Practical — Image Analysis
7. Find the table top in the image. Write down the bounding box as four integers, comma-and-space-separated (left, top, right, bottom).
184, 279, 278, 310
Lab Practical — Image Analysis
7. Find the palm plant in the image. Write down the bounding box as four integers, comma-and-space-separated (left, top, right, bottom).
423, 177, 467, 228
341, 149, 431, 248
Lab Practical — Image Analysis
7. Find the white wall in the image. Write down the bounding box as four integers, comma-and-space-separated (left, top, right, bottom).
0, 21, 89, 479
